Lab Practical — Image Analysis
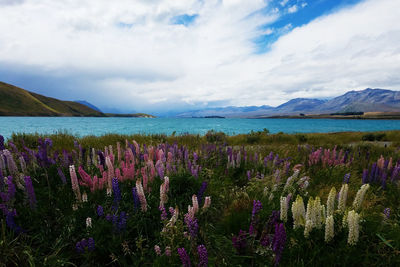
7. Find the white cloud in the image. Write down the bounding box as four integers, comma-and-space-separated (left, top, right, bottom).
287, 5, 298, 14
280, 0, 289, 7
0, 0, 399, 112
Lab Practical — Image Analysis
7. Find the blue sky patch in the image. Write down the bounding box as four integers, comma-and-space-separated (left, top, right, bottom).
171, 14, 198, 26
254, 0, 364, 53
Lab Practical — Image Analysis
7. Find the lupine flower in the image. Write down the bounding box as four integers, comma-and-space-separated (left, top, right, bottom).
383, 207, 390, 219
184, 213, 199, 239
249, 200, 262, 235
5, 209, 23, 233
112, 177, 122, 205
87, 237, 95, 251
197, 181, 208, 206
0, 135, 4, 150
280, 196, 288, 222
97, 205, 104, 217
57, 167, 67, 184
154, 245, 161, 256
272, 223, 286, 266
76, 241, 84, 254
352, 184, 370, 210
178, 247, 191, 267
347, 210, 360, 245
197, 245, 208, 267
291, 195, 306, 229
338, 184, 348, 212
24, 176, 36, 209
159, 205, 168, 221
343, 173, 350, 184
325, 215, 334, 243
232, 229, 247, 254
82, 192, 88, 202
136, 180, 147, 212
132, 187, 140, 210
326, 187, 336, 217
202, 196, 211, 210
117, 211, 128, 232
362, 169, 369, 184
159, 176, 169, 207
192, 194, 199, 214
0, 176, 16, 203
69, 165, 81, 202
165, 246, 172, 257
86, 217, 92, 228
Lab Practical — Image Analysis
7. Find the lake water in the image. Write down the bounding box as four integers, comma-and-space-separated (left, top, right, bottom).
1, 117, 400, 139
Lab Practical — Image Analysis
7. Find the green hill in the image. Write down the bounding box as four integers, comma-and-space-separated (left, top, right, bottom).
0, 81, 105, 116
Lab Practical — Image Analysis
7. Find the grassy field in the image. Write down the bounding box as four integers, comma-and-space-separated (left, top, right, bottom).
1, 130, 400, 266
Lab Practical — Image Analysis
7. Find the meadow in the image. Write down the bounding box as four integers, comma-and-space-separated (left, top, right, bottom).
1, 130, 400, 266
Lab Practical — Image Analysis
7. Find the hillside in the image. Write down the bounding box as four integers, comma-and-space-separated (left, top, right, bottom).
0, 82, 104, 116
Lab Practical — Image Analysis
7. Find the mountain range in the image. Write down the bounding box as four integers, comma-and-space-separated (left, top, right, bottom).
177, 88, 400, 118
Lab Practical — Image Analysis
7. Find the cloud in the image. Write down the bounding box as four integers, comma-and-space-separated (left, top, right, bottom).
0, 0, 399, 113
280, 0, 289, 7
287, 5, 298, 14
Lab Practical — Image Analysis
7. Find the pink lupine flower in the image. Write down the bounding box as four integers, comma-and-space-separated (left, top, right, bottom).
192, 195, 199, 214
136, 180, 147, 212
69, 165, 81, 202
203, 197, 211, 210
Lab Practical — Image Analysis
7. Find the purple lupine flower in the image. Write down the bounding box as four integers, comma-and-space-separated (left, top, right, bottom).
0, 135, 4, 150
112, 178, 122, 204
177, 248, 191, 267
381, 172, 387, 190
252, 200, 262, 218
87, 237, 95, 251
247, 170, 251, 180
24, 176, 37, 209
197, 245, 208, 267
0, 176, 16, 202
132, 187, 140, 210
272, 223, 286, 266
362, 169, 369, 184
106, 214, 112, 221
384, 208, 390, 219
97, 205, 104, 217
261, 210, 281, 247
169, 206, 175, 216
343, 173, 350, 184
5, 209, 23, 233
232, 229, 247, 254
76, 241, 84, 253
197, 181, 208, 206
184, 214, 199, 239
159, 206, 168, 221
117, 211, 128, 232
0, 169, 4, 192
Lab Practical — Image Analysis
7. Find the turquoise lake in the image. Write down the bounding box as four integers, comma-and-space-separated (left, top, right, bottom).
1, 117, 400, 139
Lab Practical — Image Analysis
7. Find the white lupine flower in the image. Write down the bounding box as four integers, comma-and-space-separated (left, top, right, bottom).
82, 192, 88, 202
326, 187, 336, 217
86, 217, 92, 228
291, 195, 306, 229
314, 197, 323, 229
338, 184, 349, 212
304, 219, 313, 238
352, 184, 370, 211
280, 196, 288, 222
305, 197, 314, 228
347, 210, 360, 245
192, 195, 199, 214
203, 196, 211, 209
325, 215, 334, 243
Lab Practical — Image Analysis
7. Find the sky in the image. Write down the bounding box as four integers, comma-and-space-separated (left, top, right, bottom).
0, 0, 400, 115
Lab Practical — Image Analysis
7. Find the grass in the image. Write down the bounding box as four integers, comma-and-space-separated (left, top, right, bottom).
1, 130, 400, 266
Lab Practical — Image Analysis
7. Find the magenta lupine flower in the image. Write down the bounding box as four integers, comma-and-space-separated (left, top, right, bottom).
178, 247, 191, 267
272, 223, 286, 266
24, 176, 37, 209
154, 245, 161, 256
197, 245, 208, 267
165, 246, 172, 257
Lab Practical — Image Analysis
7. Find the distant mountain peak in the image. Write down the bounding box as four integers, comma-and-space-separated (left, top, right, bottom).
74, 100, 102, 112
